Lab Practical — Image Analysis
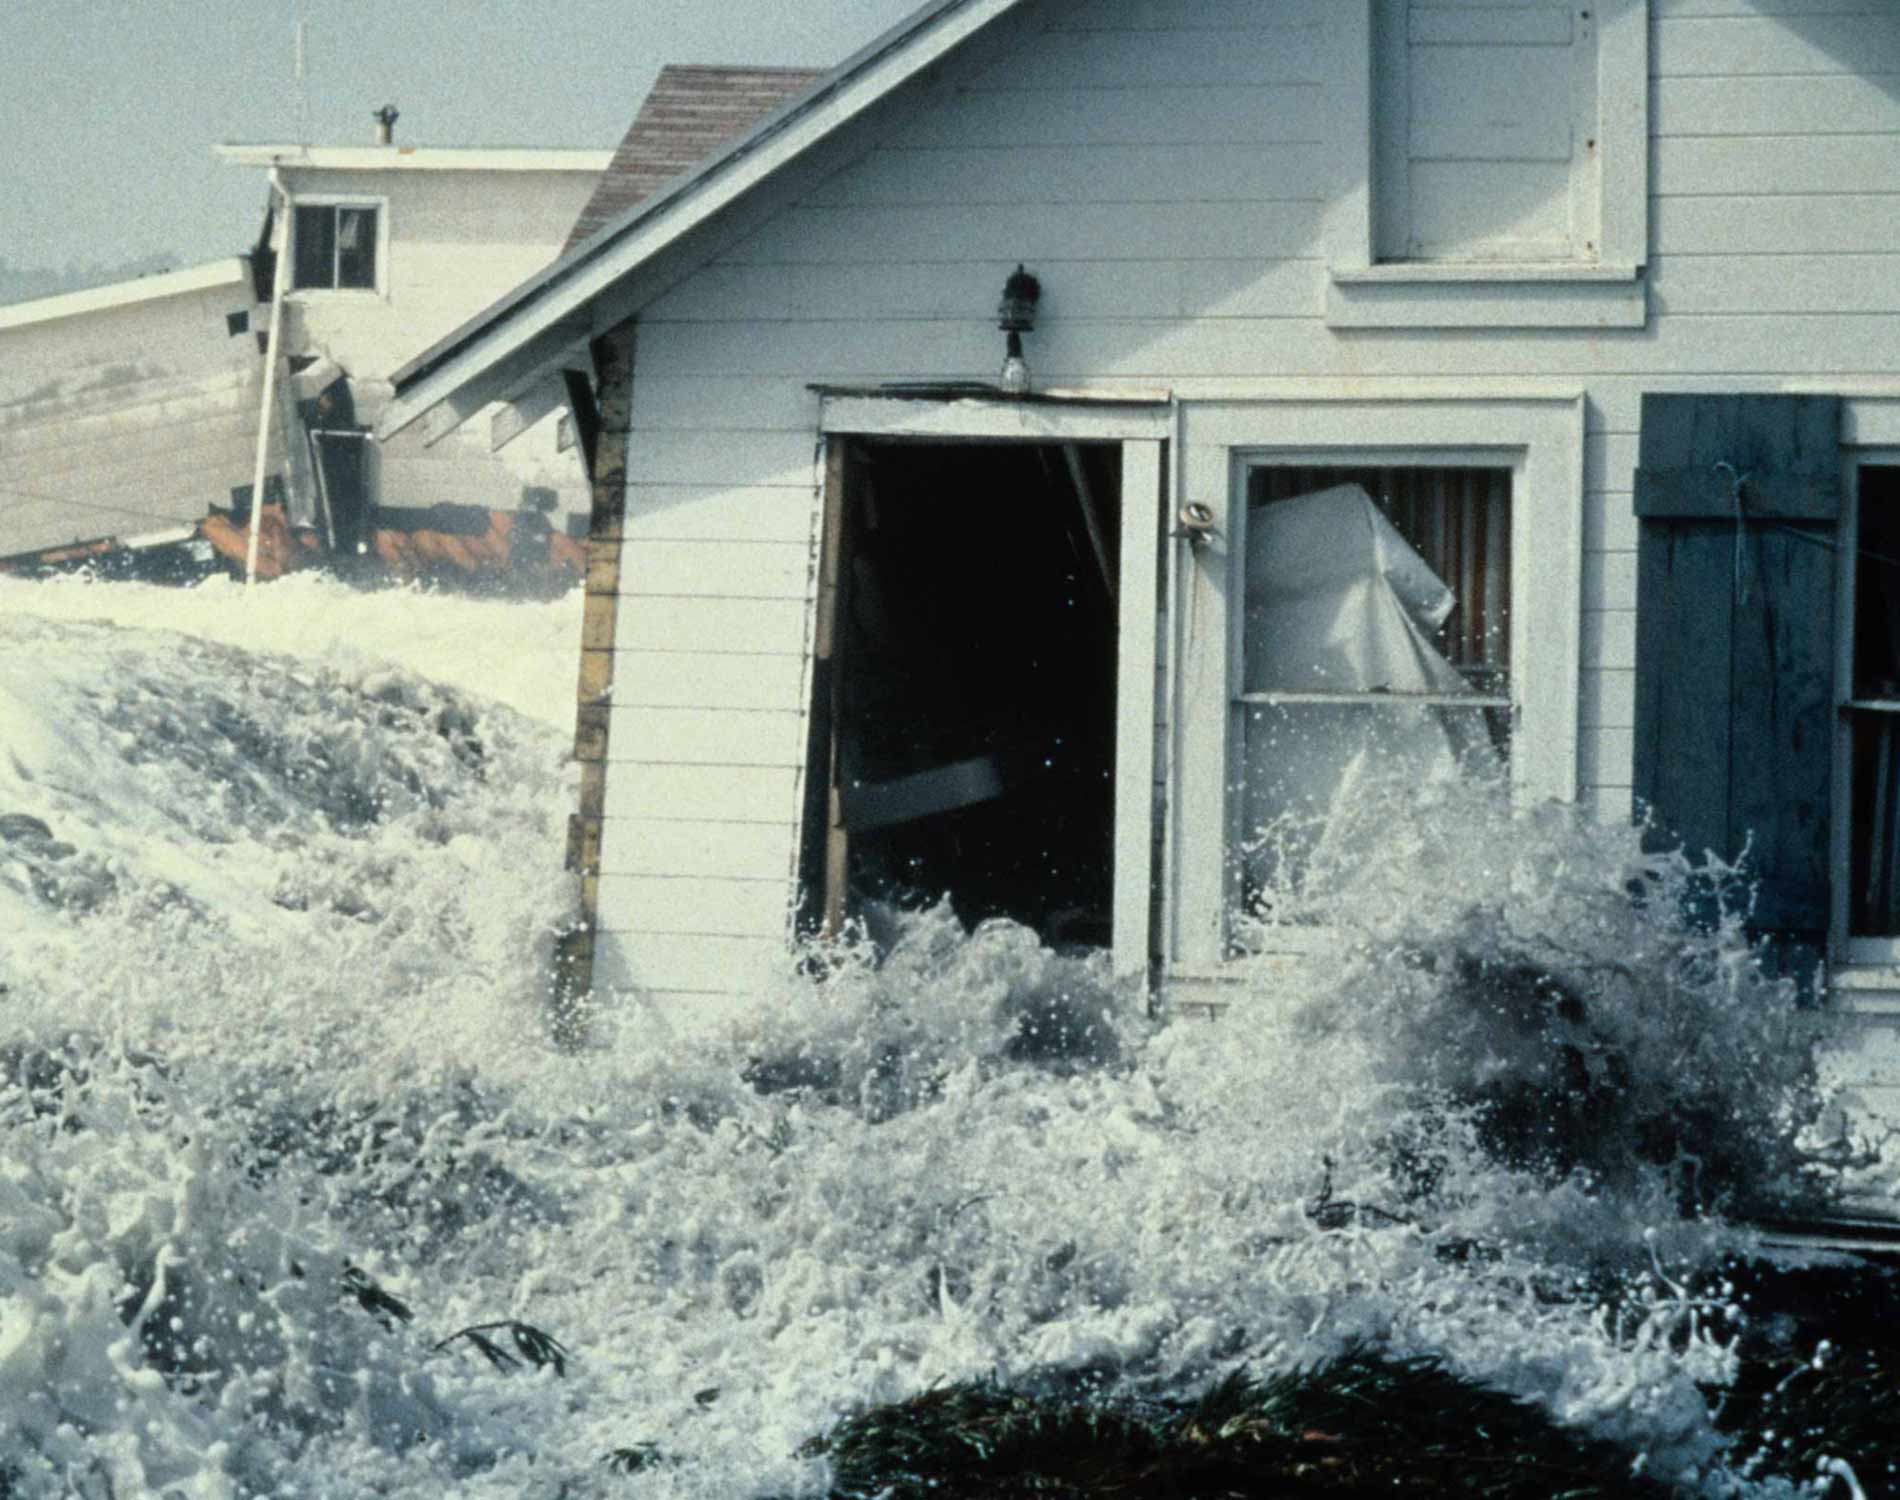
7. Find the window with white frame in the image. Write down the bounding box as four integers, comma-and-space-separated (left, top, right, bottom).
291, 201, 382, 292
1375, 1, 1605, 264
1161, 396, 1582, 971
1325, 1, 1647, 328
1236, 464, 1513, 930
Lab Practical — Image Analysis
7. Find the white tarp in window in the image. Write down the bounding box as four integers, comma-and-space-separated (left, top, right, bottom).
1240, 484, 1485, 907
1243, 484, 1464, 697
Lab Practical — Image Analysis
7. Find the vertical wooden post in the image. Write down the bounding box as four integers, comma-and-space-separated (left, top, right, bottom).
794, 438, 856, 940
1062, 443, 1117, 604
245, 171, 291, 586
553, 315, 638, 1024
817, 440, 852, 937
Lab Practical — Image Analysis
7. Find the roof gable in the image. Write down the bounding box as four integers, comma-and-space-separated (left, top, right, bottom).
380, 0, 1030, 441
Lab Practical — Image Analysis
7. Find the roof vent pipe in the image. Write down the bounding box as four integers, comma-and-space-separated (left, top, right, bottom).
373, 104, 399, 145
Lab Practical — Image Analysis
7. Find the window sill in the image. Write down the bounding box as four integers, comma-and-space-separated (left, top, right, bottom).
1326, 262, 1648, 330
1832, 962, 1900, 1016
1334, 261, 1641, 285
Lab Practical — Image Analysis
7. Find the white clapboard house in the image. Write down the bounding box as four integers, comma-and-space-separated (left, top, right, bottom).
379, 0, 1900, 1136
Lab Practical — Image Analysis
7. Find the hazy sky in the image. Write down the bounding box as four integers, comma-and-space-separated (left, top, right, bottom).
0, 0, 921, 274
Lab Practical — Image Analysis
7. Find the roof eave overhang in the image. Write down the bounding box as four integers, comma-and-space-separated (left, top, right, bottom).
376, 0, 1025, 444
0, 258, 251, 332
213, 145, 613, 173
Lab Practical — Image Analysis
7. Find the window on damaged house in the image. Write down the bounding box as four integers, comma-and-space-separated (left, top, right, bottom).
291, 203, 381, 291
1374, 1, 1605, 264
1236, 467, 1512, 935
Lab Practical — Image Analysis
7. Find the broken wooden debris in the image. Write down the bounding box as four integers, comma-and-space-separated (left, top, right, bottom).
839, 755, 1008, 833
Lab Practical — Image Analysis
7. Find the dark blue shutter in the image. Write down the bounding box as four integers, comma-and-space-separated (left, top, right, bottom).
1632, 394, 1840, 940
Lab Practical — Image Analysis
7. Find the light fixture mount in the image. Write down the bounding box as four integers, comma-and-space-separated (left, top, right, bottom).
997, 263, 1041, 394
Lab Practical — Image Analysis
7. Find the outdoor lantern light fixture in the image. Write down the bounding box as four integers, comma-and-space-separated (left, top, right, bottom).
997, 263, 1041, 394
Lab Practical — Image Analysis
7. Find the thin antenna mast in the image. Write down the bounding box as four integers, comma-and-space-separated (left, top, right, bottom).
294, 2, 310, 145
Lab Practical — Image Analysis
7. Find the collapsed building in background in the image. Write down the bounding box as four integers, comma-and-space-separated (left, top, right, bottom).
202, 128, 607, 589
2, 69, 817, 589
0, 129, 603, 589
0, 260, 263, 579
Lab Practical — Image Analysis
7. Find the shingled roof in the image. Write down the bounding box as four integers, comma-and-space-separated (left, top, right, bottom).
564, 64, 824, 253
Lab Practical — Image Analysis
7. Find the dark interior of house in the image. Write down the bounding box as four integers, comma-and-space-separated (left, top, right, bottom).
816, 438, 1122, 949
1852, 466, 1900, 935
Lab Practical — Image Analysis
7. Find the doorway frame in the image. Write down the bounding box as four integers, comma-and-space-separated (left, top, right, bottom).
813, 389, 1172, 982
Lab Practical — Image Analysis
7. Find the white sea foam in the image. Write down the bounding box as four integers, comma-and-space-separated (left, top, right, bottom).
0, 576, 1877, 1498
0, 571, 582, 729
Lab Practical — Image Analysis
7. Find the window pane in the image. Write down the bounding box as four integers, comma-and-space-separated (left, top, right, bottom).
1246, 466, 1511, 693
1850, 485, 1900, 936
334, 207, 378, 289
1235, 468, 1511, 936
1849, 713, 1900, 937
291, 205, 335, 290
1240, 701, 1506, 926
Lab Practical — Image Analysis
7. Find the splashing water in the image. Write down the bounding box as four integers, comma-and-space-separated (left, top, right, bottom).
0, 570, 583, 727
0, 577, 1875, 1498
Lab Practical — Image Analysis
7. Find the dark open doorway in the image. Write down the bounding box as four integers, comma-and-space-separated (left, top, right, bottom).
800, 438, 1122, 949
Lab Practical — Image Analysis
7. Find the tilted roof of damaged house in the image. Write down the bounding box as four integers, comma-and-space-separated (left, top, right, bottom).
563, 64, 824, 255
379, 0, 1023, 438
0, 259, 250, 331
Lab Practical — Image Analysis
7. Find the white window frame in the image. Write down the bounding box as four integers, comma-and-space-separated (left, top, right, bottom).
1832, 399, 1900, 1001
286, 194, 389, 298
1323, 0, 1648, 330
1167, 394, 1584, 976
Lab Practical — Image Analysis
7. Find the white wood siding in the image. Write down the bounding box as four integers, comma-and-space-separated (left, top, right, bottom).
596, 0, 1900, 996
1, 273, 260, 559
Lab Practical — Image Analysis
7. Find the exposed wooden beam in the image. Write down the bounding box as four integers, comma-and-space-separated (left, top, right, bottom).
1062, 442, 1116, 605
563, 367, 601, 478
405, 314, 593, 447
820, 441, 852, 937
819, 391, 1171, 442
489, 374, 569, 453
552, 315, 638, 1019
